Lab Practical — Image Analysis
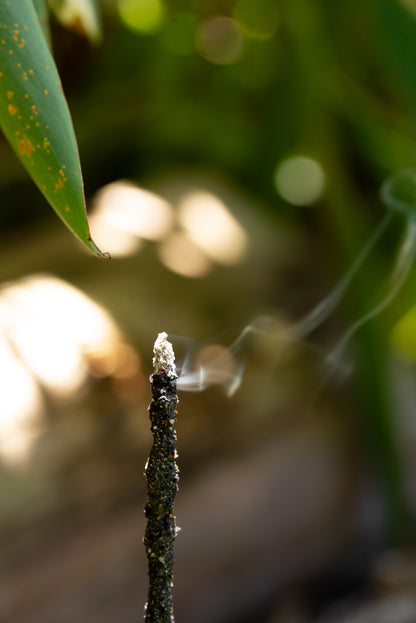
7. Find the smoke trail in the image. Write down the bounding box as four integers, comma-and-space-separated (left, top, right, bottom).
174, 172, 416, 395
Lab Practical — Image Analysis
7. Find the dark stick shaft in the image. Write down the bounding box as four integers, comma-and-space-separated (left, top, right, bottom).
144, 334, 179, 623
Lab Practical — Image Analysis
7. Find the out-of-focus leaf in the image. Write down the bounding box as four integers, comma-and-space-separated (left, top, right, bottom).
380, 169, 416, 218
375, 0, 416, 104
397, 0, 416, 21
0, 0, 108, 259
48, 0, 102, 43
33, 0, 51, 46
391, 304, 416, 362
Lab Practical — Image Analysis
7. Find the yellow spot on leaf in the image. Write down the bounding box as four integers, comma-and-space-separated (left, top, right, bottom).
43, 90, 48, 95
7, 91, 13, 99
17, 135, 35, 156
8, 103, 17, 115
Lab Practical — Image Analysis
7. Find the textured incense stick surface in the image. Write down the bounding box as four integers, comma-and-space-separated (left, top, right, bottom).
144, 333, 179, 623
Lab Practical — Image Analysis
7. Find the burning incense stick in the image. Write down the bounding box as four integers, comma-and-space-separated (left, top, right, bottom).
144, 332, 179, 623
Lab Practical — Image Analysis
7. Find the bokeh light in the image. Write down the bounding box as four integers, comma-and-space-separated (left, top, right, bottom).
91, 179, 250, 276
196, 16, 244, 65
2, 276, 122, 396
157, 231, 212, 278
118, 0, 165, 34
178, 190, 249, 265
0, 334, 43, 466
91, 181, 175, 258
0, 275, 138, 465
274, 155, 326, 206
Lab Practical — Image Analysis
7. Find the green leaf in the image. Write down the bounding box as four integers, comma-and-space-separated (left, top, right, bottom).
0, 0, 109, 259
33, 0, 51, 47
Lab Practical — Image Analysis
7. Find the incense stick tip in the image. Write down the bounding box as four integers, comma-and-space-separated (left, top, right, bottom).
153, 332, 176, 376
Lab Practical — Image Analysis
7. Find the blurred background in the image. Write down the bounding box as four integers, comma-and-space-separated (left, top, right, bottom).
2, 0, 416, 621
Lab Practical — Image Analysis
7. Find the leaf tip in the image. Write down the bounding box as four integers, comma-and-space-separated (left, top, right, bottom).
86, 236, 111, 260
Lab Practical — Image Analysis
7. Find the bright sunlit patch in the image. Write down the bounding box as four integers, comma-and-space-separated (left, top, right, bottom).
0, 275, 143, 466
0, 334, 43, 466
118, 0, 165, 34
274, 155, 326, 206
196, 16, 244, 65
89, 218, 142, 258
91, 181, 174, 257
233, 0, 279, 40
158, 231, 212, 278
1, 276, 122, 396
178, 190, 248, 265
